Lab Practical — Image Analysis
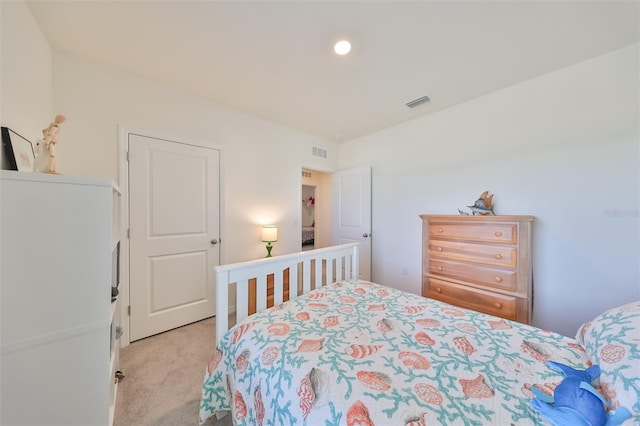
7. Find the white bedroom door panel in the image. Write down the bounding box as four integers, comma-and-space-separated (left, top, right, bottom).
128, 134, 220, 341
332, 166, 371, 281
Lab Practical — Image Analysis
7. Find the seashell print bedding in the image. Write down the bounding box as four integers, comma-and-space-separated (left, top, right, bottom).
199, 280, 590, 425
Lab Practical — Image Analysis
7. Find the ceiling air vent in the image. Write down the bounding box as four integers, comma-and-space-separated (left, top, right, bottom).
405, 95, 431, 109
312, 146, 327, 159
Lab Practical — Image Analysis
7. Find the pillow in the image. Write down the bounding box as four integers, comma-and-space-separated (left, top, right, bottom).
575, 301, 640, 419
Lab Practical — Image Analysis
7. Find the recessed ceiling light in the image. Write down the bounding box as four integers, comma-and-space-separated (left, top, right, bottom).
334, 40, 351, 55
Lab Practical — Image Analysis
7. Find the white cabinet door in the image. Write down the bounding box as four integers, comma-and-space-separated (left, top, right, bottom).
1, 171, 113, 426
128, 134, 220, 341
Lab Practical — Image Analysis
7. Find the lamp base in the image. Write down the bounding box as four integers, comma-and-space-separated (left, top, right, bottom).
265, 242, 273, 257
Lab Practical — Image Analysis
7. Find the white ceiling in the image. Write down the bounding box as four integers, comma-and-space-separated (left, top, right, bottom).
26, 1, 639, 143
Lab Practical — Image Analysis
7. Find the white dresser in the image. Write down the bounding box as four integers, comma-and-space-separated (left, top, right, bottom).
1, 170, 121, 426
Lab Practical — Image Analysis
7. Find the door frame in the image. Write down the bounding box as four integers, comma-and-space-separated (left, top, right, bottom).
299, 166, 334, 250
301, 183, 317, 250
299, 165, 372, 280
118, 126, 225, 347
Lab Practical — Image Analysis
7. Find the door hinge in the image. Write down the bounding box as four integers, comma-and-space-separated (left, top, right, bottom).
127, 305, 131, 316
127, 228, 130, 239
126, 151, 130, 162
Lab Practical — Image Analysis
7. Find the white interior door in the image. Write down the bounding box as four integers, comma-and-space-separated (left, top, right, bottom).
128, 134, 220, 341
332, 166, 371, 280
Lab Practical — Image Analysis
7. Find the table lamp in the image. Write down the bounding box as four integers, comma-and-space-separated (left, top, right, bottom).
261, 225, 278, 257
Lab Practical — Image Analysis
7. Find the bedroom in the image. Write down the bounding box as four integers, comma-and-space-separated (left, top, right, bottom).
1, 0, 638, 425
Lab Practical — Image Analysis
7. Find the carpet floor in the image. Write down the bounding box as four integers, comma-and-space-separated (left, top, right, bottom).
114, 317, 232, 426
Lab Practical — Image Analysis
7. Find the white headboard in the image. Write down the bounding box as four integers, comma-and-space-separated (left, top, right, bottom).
214, 243, 359, 345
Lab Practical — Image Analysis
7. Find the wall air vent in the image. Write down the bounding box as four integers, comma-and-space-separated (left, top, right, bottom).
405, 95, 431, 109
312, 146, 327, 159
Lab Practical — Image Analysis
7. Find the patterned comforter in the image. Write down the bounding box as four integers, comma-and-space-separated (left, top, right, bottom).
199, 280, 590, 425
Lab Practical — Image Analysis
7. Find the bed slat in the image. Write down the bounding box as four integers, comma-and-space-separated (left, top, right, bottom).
336, 257, 343, 281
236, 278, 249, 323
302, 259, 311, 294
315, 259, 323, 288
326, 260, 334, 285
289, 263, 299, 299
256, 275, 267, 312
273, 272, 284, 306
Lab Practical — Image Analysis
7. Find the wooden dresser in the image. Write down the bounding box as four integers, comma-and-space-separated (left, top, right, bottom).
420, 215, 534, 324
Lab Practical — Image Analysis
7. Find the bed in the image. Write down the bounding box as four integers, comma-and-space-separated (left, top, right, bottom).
200, 243, 639, 425
301, 226, 315, 246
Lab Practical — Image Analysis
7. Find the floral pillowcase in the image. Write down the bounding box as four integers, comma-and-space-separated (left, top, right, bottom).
575, 301, 640, 419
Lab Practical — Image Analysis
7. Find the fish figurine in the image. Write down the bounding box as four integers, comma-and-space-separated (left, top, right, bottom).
460, 191, 495, 215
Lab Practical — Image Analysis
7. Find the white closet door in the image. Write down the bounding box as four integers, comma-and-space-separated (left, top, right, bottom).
332, 166, 372, 281
128, 134, 220, 341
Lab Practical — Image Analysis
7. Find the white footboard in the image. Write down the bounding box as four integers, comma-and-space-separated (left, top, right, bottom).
215, 243, 359, 345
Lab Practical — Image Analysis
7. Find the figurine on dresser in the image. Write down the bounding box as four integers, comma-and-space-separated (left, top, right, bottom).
34, 114, 66, 174
33, 129, 47, 173
459, 191, 495, 215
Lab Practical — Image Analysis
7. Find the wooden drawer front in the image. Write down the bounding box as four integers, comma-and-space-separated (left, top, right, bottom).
429, 222, 517, 244
427, 278, 516, 320
429, 240, 516, 268
429, 258, 516, 291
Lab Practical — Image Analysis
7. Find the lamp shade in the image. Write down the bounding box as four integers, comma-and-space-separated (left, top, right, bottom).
261, 225, 278, 242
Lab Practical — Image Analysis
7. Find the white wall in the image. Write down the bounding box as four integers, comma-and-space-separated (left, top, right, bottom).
339, 44, 640, 337
0, 1, 53, 168
51, 51, 338, 263
51, 52, 339, 346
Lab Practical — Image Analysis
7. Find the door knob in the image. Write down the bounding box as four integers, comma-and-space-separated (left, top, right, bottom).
363, 233, 369, 238
210, 238, 218, 245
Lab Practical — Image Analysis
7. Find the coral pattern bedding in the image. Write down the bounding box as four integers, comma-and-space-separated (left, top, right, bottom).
575, 301, 640, 422
199, 279, 598, 425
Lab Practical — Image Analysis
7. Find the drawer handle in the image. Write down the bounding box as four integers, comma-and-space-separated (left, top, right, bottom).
495, 231, 503, 237
438, 228, 444, 233
435, 287, 442, 293
493, 302, 502, 309
437, 266, 443, 271
494, 276, 503, 283
495, 254, 502, 260
436, 247, 443, 252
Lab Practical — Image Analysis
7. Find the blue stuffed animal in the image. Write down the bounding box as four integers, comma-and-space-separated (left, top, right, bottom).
530, 360, 631, 426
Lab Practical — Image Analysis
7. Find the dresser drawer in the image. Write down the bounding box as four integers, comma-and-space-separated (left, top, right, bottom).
428, 258, 516, 291
429, 222, 517, 244
427, 278, 516, 320
428, 239, 516, 267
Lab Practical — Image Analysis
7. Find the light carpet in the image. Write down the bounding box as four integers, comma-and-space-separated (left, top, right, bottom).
114, 317, 232, 426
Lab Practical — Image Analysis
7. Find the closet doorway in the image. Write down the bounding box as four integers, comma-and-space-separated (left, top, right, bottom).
300, 166, 372, 280
301, 184, 316, 250
301, 168, 331, 251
